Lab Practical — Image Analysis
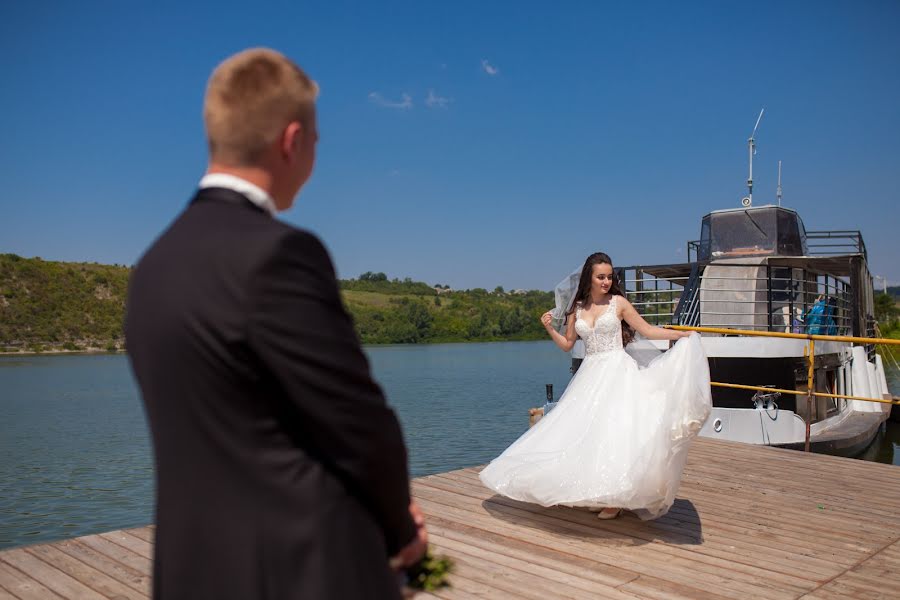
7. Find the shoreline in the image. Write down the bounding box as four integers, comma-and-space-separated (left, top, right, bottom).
0, 337, 551, 356
0, 348, 125, 357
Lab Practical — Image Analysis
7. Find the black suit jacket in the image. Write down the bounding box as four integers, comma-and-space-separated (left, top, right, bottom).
125, 187, 416, 599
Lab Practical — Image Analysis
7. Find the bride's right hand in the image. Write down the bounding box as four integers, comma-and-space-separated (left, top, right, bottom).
540, 311, 554, 329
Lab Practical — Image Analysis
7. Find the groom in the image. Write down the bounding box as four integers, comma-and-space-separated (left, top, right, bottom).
126, 48, 426, 599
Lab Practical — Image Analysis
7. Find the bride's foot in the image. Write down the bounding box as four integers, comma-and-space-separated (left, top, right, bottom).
597, 508, 622, 520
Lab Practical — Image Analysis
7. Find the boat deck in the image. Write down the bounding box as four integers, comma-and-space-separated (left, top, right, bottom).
2, 437, 900, 599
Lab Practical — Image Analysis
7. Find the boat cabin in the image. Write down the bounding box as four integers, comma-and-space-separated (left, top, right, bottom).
697, 206, 807, 261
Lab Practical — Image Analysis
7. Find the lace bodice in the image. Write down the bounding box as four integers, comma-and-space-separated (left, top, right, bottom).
574, 296, 623, 355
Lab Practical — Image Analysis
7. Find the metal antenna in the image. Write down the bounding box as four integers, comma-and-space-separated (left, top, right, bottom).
744, 108, 765, 207
777, 160, 783, 207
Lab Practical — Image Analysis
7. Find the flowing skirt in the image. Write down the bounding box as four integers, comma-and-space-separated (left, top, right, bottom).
479, 333, 711, 520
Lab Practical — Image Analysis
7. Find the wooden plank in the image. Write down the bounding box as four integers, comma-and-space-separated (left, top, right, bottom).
98, 531, 152, 561
428, 518, 732, 600
800, 539, 900, 599
799, 579, 898, 600
689, 438, 899, 475
684, 443, 900, 481
25, 544, 146, 600
77, 535, 152, 576
428, 571, 517, 599
0, 548, 105, 599
427, 480, 830, 593
458, 462, 900, 532
52, 539, 150, 596
682, 474, 897, 504
0, 586, 20, 600
659, 492, 893, 549
430, 531, 636, 600
413, 487, 807, 600
123, 527, 154, 545
457, 466, 897, 547
681, 456, 900, 505
619, 574, 738, 600
680, 460, 900, 516
834, 572, 900, 594
426, 513, 641, 588
430, 546, 596, 600
0, 560, 63, 600
424, 471, 842, 582
441, 469, 881, 558
669, 482, 898, 539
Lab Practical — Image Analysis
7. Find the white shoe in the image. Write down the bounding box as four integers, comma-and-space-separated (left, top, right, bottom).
596, 508, 622, 520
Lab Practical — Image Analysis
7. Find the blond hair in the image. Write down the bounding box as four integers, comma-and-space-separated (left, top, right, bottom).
203, 48, 318, 166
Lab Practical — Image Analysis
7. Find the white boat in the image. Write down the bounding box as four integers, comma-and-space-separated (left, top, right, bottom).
593, 114, 891, 455
611, 203, 890, 455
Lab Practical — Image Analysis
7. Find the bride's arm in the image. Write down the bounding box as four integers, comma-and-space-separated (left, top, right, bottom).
540, 310, 578, 352
618, 297, 692, 341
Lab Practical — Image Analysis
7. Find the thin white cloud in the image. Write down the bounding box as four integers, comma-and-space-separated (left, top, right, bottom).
425, 89, 451, 109
368, 92, 413, 110
481, 59, 499, 76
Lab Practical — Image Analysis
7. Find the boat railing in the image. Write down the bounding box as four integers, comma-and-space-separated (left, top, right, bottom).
620, 263, 856, 336
667, 324, 900, 451
687, 240, 701, 263
806, 230, 868, 261
673, 264, 702, 327
688, 230, 867, 263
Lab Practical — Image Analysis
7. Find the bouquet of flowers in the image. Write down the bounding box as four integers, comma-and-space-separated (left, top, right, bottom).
400, 546, 453, 596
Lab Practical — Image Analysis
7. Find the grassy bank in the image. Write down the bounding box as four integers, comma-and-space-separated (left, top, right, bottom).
0, 255, 553, 352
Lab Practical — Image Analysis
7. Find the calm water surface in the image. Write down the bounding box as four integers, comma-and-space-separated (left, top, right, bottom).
0, 342, 571, 549
1, 344, 897, 550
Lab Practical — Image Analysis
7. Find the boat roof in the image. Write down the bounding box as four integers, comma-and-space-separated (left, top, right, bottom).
704, 204, 801, 217
622, 254, 866, 280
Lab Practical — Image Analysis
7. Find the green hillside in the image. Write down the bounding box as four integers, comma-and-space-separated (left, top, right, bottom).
0, 254, 129, 352
341, 274, 551, 344
0, 257, 553, 353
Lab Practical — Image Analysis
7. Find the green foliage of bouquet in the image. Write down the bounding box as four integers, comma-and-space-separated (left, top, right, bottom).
404, 546, 453, 594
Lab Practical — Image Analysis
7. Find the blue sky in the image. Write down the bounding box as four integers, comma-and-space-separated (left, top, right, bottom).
1, 1, 898, 290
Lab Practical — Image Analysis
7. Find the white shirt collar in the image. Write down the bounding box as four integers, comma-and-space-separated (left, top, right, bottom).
198, 173, 278, 216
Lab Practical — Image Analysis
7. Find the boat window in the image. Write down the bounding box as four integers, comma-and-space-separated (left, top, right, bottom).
708, 210, 777, 259
777, 210, 805, 256
699, 217, 712, 261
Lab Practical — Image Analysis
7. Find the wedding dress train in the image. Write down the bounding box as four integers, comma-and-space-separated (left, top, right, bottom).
479, 296, 711, 520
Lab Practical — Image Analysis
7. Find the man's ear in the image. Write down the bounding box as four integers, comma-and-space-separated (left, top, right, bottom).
280, 121, 303, 162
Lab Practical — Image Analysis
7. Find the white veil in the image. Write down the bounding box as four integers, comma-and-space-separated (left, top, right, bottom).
550, 267, 582, 333
550, 265, 665, 369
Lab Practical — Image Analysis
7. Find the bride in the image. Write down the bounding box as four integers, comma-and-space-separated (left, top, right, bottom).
479, 252, 711, 520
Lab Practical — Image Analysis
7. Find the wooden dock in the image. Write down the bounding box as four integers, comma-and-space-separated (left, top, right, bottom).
2, 437, 900, 599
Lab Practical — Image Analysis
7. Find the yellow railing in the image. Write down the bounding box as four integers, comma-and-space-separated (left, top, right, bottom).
667, 324, 900, 345
667, 325, 900, 451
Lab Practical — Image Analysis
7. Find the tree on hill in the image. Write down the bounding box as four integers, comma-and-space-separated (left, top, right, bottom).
875, 292, 898, 324
359, 271, 388, 282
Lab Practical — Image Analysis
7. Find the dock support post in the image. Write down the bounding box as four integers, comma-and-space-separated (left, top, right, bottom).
805, 339, 815, 452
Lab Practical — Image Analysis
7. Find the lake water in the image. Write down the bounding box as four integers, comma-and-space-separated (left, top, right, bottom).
1, 342, 898, 550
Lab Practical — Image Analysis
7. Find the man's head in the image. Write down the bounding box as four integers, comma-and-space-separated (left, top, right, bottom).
204, 48, 319, 211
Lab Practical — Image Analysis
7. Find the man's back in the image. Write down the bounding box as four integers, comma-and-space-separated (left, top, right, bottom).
127, 188, 412, 599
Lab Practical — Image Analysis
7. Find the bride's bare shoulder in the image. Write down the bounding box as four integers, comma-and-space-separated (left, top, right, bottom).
615, 294, 633, 314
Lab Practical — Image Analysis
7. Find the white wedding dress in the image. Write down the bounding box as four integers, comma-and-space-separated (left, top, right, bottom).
479, 296, 712, 520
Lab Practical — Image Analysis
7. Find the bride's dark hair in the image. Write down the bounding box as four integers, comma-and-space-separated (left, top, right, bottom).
566, 252, 635, 346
